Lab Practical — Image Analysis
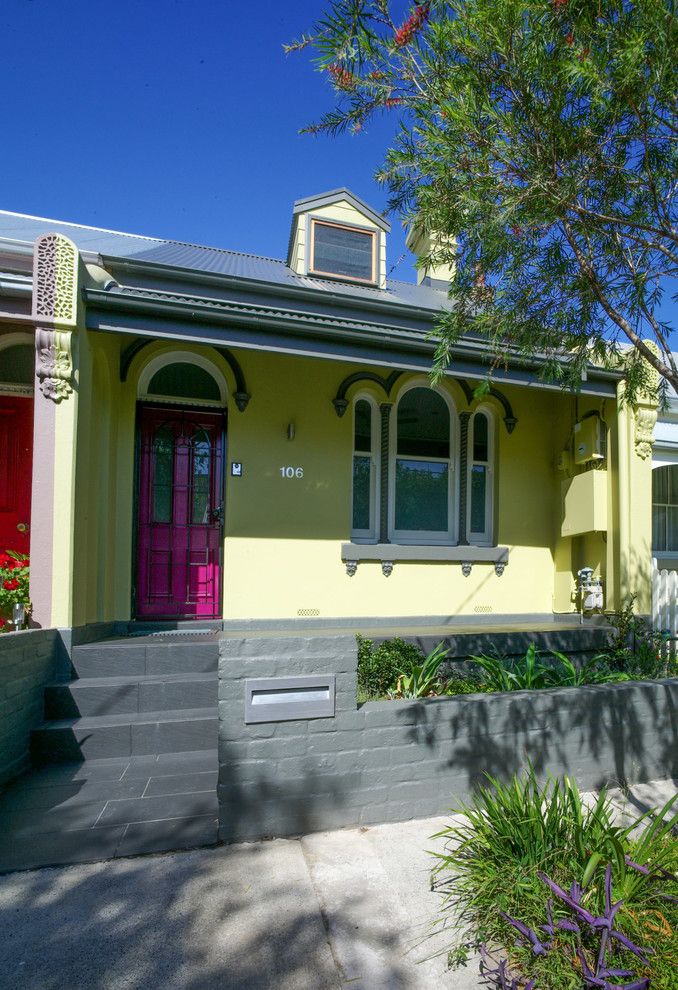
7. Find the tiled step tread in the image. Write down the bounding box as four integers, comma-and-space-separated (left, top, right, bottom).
36, 706, 216, 731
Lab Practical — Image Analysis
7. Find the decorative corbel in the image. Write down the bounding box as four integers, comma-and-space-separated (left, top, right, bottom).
36, 328, 73, 401
32, 233, 78, 403
634, 406, 657, 460
461, 562, 473, 577
381, 560, 394, 577
494, 561, 506, 577
345, 560, 358, 577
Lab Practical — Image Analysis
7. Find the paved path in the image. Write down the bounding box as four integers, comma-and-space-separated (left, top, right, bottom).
1, 780, 675, 990
0, 814, 474, 990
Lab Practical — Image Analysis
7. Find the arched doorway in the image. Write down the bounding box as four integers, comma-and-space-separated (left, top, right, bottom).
135, 357, 226, 619
0, 337, 34, 555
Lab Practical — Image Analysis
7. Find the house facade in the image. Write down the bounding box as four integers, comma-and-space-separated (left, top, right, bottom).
0, 190, 658, 635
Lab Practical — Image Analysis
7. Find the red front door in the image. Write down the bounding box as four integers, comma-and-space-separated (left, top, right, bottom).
0, 396, 33, 555
136, 405, 225, 619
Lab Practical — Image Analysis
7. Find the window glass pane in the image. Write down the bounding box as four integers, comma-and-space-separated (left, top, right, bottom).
653, 505, 667, 551
668, 506, 678, 551
397, 388, 450, 458
148, 363, 220, 401
653, 467, 668, 505
0, 345, 33, 385
313, 223, 374, 281
473, 413, 488, 462
668, 466, 678, 507
395, 459, 448, 531
354, 400, 372, 453
470, 465, 487, 534
191, 429, 211, 524
352, 455, 371, 531
152, 426, 174, 524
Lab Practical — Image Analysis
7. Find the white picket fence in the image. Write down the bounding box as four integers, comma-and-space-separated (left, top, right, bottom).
652, 558, 678, 653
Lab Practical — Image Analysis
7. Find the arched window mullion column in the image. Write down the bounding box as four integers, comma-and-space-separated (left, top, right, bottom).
458, 412, 471, 546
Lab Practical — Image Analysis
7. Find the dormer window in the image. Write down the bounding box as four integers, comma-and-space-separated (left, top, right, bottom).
310, 219, 377, 285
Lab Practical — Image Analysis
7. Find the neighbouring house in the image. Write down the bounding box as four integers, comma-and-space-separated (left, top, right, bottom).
652, 382, 678, 571
0, 190, 659, 636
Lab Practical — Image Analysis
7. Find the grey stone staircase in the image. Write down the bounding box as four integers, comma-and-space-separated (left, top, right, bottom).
0, 631, 221, 872
32, 634, 219, 764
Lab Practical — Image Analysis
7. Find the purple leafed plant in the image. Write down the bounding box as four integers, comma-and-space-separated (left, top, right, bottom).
482, 865, 654, 990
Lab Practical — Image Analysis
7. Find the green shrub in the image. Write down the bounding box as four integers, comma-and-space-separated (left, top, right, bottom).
389, 641, 450, 698
603, 595, 678, 680
356, 635, 424, 700
432, 766, 678, 989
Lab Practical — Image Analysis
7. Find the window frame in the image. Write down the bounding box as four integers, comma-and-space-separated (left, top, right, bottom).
467, 407, 495, 546
350, 394, 380, 542
652, 464, 678, 554
309, 218, 378, 286
388, 382, 458, 545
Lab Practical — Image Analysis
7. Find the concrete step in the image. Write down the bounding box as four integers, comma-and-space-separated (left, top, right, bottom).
44, 672, 217, 719
31, 708, 218, 765
71, 635, 219, 678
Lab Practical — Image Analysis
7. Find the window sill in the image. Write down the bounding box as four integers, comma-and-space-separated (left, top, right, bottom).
341, 542, 509, 577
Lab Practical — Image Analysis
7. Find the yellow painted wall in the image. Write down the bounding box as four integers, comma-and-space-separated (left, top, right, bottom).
66, 335, 655, 626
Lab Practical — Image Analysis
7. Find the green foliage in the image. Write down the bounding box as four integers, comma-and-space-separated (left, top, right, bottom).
432, 766, 678, 989
356, 634, 424, 700
603, 594, 678, 680
293, 0, 678, 398
469, 644, 631, 691
390, 641, 450, 698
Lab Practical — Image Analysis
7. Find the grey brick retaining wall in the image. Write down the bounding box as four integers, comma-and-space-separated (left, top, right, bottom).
0, 629, 58, 786
218, 634, 678, 843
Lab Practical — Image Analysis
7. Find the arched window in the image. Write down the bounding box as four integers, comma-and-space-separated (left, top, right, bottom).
351, 397, 378, 540
468, 409, 494, 545
652, 465, 678, 554
147, 363, 221, 403
391, 386, 454, 542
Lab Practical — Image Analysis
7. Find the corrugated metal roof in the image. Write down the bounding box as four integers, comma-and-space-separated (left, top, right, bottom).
0, 210, 448, 312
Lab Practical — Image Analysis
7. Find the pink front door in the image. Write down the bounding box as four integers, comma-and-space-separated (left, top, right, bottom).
0, 396, 33, 555
136, 405, 225, 619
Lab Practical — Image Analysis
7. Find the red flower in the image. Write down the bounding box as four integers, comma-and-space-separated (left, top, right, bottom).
384, 97, 403, 108
0, 618, 6, 628
394, 5, 429, 47
0, 553, 10, 568
511, 225, 522, 236
553, 0, 568, 9
328, 63, 355, 90
3, 579, 20, 591
565, 32, 574, 45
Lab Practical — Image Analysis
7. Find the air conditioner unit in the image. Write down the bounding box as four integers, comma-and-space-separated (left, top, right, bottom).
573, 417, 605, 465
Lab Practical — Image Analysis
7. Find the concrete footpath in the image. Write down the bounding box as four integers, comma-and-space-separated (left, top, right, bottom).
0, 779, 675, 990
0, 814, 473, 990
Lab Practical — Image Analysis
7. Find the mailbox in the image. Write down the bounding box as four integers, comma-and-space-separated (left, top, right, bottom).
244, 675, 336, 724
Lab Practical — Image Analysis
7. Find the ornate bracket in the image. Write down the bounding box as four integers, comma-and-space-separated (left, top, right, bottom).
35, 328, 73, 401
332, 370, 403, 417
345, 560, 358, 577
32, 233, 78, 402
494, 561, 506, 577
381, 560, 394, 577
634, 406, 657, 460
461, 562, 473, 577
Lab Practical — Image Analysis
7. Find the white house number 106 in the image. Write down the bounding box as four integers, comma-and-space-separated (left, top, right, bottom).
280, 466, 304, 479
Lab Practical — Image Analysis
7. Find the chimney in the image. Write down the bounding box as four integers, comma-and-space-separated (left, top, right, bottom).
405, 225, 455, 288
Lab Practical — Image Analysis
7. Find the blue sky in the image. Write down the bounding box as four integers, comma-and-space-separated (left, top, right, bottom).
3, 0, 675, 333
2, 0, 413, 276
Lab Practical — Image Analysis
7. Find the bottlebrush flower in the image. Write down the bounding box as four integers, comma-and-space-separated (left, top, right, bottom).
394, 5, 429, 47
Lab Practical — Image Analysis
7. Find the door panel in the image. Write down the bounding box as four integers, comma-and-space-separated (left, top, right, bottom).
0, 396, 33, 555
136, 405, 225, 619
